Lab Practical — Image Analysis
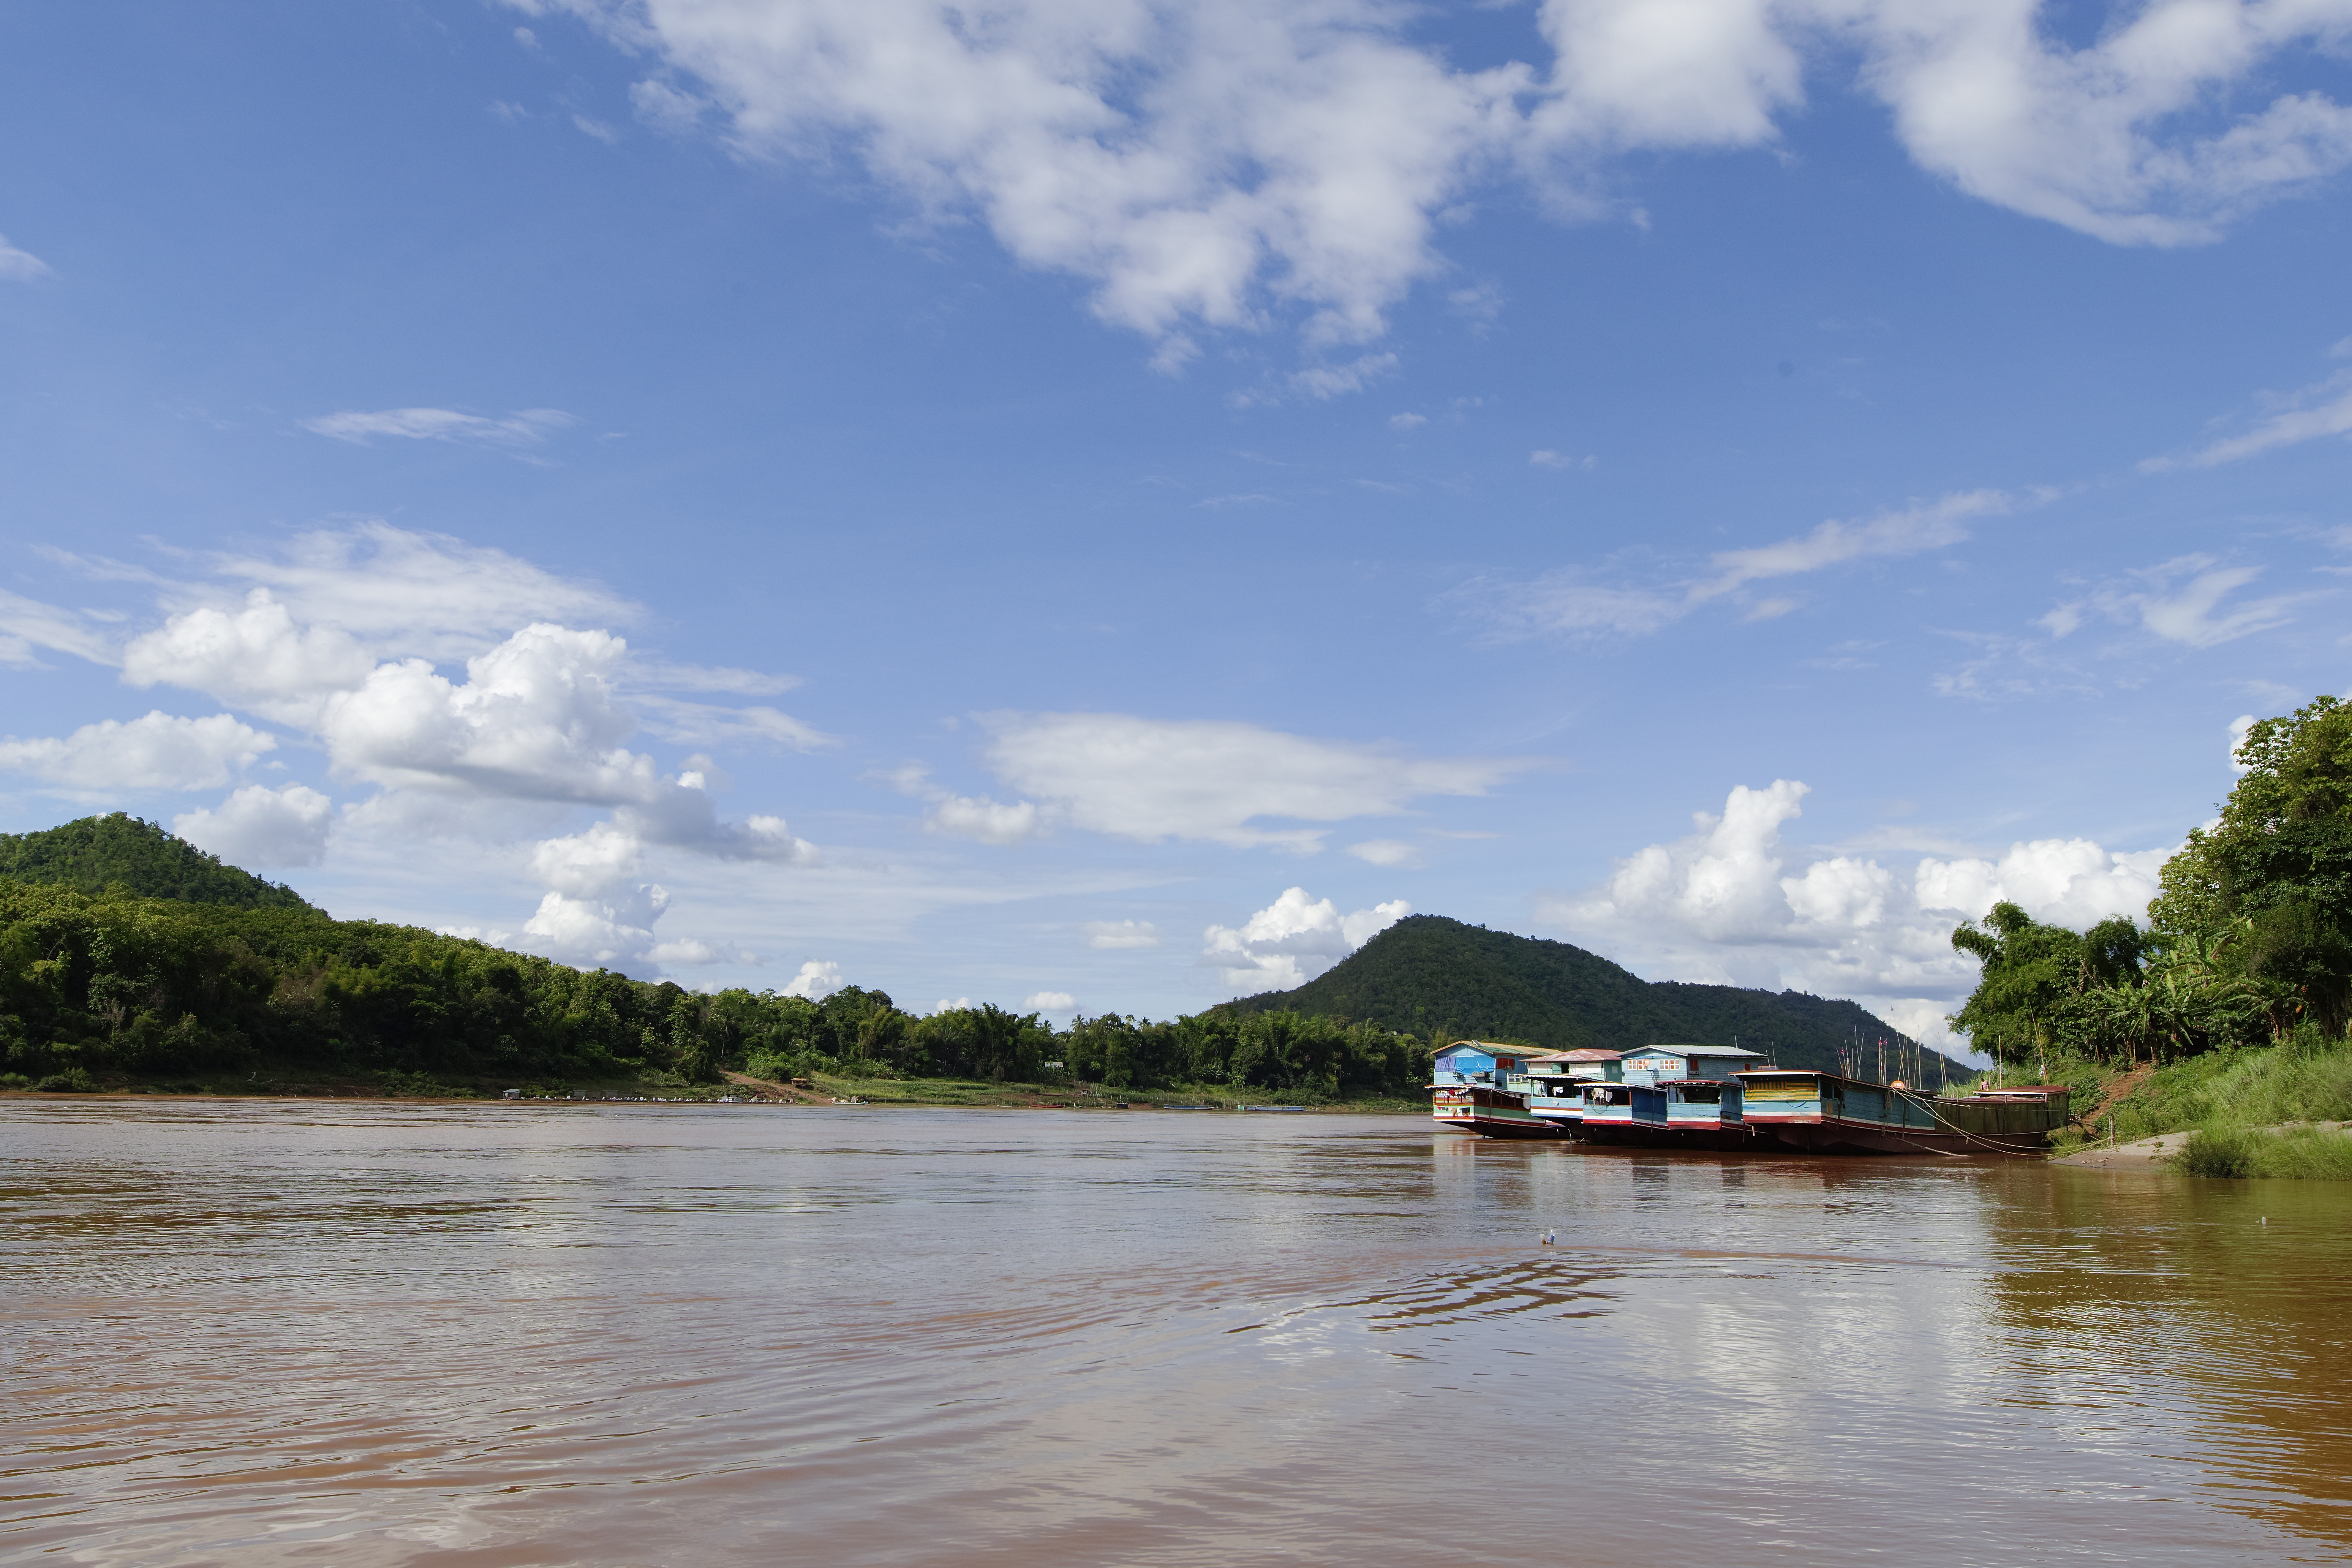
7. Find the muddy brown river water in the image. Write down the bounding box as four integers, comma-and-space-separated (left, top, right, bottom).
4, 1100, 2349, 1566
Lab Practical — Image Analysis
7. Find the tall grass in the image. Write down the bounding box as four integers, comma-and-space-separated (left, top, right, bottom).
2088, 1024, 2352, 1179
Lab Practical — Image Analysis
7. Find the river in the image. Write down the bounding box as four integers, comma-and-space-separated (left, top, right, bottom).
5, 1100, 2348, 1566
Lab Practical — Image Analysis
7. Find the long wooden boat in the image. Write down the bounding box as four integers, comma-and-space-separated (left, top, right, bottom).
1431, 1083, 1564, 1138
1734, 1070, 2069, 1155
1573, 1080, 1772, 1151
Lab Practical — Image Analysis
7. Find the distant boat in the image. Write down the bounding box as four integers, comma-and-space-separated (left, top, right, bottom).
1239, 1105, 1306, 1113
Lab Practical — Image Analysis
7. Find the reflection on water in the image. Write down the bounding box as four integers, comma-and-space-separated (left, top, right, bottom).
4, 1102, 2348, 1566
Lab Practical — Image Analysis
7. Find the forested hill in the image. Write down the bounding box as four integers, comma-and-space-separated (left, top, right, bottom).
1218, 915, 1965, 1080
0, 814, 316, 911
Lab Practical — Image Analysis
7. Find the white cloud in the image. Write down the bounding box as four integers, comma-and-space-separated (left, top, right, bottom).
2145, 375, 2352, 469
1084, 918, 1161, 949
35, 523, 821, 979
0, 232, 50, 282
1346, 838, 1423, 868
0, 711, 275, 792
513, 0, 2352, 359
630, 695, 832, 751
974, 712, 1521, 850
1530, 449, 1570, 468
1470, 574, 1688, 640
2229, 712, 2258, 774
172, 784, 334, 869
0, 590, 119, 667
1202, 886, 1410, 990
926, 794, 1051, 845
783, 959, 844, 1001
1688, 490, 2011, 603
932, 996, 975, 1014
300, 407, 579, 449
178, 521, 637, 667
123, 589, 375, 726
1536, 779, 2174, 1052
1023, 990, 1078, 1013
1464, 488, 2011, 641
2071, 555, 2313, 647
1291, 354, 1399, 400
1389, 413, 1427, 430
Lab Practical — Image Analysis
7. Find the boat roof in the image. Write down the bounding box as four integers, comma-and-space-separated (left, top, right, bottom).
1428, 1040, 1538, 1057
1625, 1043, 1766, 1059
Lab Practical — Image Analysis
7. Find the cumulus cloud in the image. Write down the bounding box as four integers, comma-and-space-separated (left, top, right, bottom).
1202, 886, 1410, 990
932, 996, 975, 1014
1536, 779, 2174, 1051
172, 783, 334, 869
34, 522, 823, 977
300, 407, 579, 449
0, 711, 274, 792
969, 712, 1520, 850
784, 959, 844, 1001
1024, 990, 1078, 1013
0, 232, 50, 282
1084, 919, 1161, 949
512, 0, 2352, 357
1464, 489, 2012, 641
122, 589, 375, 726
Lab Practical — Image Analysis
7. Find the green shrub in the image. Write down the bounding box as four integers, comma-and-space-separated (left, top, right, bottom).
2179, 1122, 2352, 1179
34, 1067, 97, 1092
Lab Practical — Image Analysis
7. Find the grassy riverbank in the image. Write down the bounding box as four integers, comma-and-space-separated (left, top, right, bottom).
2045, 1027, 2352, 1178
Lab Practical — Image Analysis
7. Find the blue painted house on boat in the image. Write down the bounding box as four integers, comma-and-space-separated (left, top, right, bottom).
1429, 1041, 1542, 1086
1617, 1044, 1767, 1085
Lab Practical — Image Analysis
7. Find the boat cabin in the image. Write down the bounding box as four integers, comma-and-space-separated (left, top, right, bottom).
1519, 1048, 1623, 1083
1619, 1043, 1767, 1086
1430, 1041, 1541, 1087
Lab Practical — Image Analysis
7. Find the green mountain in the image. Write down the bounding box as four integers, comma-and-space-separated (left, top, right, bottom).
1218, 915, 1966, 1080
0, 813, 318, 911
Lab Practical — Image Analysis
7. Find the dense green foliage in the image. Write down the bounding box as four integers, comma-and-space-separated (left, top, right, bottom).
0, 871, 1429, 1096
1221, 915, 1961, 1080
0, 813, 315, 910
1951, 697, 2352, 1073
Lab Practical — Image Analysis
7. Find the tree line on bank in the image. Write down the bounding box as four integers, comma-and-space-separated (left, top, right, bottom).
0, 871, 1425, 1095
1951, 697, 2352, 1071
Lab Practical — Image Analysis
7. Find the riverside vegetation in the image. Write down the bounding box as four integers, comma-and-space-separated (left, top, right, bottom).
0, 817, 1933, 1108
1948, 696, 2352, 1178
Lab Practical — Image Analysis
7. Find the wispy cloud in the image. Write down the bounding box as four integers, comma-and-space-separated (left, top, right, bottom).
299, 407, 579, 450
0, 232, 51, 282
1458, 489, 2013, 642
2143, 373, 2352, 470
1690, 490, 2011, 603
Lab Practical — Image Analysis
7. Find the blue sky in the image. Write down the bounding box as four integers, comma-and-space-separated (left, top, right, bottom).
3, 0, 2350, 1052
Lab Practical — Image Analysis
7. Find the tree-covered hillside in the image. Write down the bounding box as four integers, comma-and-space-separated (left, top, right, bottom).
0, 814, 316, 910
0, 874, 1422, 1096
1218, 915, 1964, 1080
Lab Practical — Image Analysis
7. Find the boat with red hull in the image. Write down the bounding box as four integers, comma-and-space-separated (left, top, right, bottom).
1734, 1069, 2069, 1155
1431, 1083, 1566, 1138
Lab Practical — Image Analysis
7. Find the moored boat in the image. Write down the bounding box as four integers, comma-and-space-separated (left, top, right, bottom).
1429, 1040, 1567, 1138
1573, 1078, 1770, 1151
1734, 1069, 2069, 1155
1431, 1082, 1563, 1138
